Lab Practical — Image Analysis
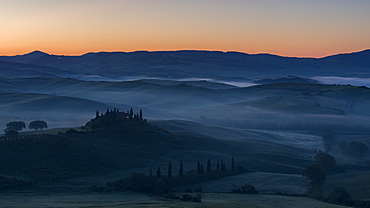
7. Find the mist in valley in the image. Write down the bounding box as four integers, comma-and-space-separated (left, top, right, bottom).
1, 55, 370, 208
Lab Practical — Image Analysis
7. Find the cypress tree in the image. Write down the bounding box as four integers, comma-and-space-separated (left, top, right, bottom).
96, 110, 100, 118
168, 162, 172, 178
179, 161, 184, 178
197, 161, 201, 174
207, 159, 211, 173
139, 109, 143, 120
221, 160, 226, 172
156, 167, 161, 178
130, 108, 134, 119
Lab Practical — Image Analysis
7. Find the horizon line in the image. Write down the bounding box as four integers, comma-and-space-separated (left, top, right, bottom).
3, 48, 370, 59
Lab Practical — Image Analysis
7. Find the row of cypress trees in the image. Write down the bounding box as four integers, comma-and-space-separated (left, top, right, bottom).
153, 158, 235, 178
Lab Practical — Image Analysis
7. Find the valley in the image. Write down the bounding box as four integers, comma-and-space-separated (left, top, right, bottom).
0, 50, 369, 207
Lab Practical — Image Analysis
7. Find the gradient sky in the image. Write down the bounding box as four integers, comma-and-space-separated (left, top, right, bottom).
1, 0, 370, 57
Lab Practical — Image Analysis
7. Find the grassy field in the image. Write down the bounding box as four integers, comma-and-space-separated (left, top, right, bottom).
0, 192, 350, 208
324, 171, 370, 201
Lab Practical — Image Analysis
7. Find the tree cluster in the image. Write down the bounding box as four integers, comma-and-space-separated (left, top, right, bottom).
302, 153, 336, 198
85, 108, 145, 130
29, 120, 48, 131
325, 186, 370, 207
4, 120, 48, 136
93, 157, 246, 196
231, 184, 259, 194
339, 141, 368, 157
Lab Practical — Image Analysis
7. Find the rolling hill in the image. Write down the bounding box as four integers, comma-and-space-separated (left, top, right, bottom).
1, 78, 370, 130
0, 121, 186, 181
0, 60, 70, 78
0, 91, 114, 128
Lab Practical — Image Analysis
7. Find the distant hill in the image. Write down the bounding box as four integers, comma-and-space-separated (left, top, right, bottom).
0, 59, 69, 78
323, 49, 370, 64
0, 91, 114, 128
253, 76, 318, 84
1, 78, 370, 128
0, 49, 369, 79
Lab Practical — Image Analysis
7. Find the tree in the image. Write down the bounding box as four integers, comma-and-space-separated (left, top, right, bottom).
155, 178, 169, 194
302, 164, 326, 197
314, 153, 336, 172
221, 160, 226, 172
168, 162, 172, 178
232, 184, 259, 194
197, 161, 201, 174
200, 164, 204, 174
4, 128, 18, 136
130, 108, 134, 119
326, 187, 353, 205
340, 141, 368, 157
156, 167, 161, 178
302, 164, 326, 185
139, 109, 143, 120
231, 157, 235, 171
207, 159, 211, 173
29, 120, 48, 131
179, 161, 184, 178
322, 129, 335, 153
6, 121, 26, 132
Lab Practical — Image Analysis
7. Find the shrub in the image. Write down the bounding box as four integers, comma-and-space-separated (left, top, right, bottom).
193, 185, 203, 193
181, 194, 202, 202
181, 194, 193, 201
155, 179, 170, 194
192, 193, 202, 202
326, 187, 353, 206
232, 184, 258, 194
165, 193, 180, 200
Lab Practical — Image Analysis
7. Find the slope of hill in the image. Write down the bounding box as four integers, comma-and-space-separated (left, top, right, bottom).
0, 121, 185, 181
323, 49, 370, 64
2, 78, 370, 129
0, 91, 114, 128
0, 60, 69, 78
152, 120, 313, 174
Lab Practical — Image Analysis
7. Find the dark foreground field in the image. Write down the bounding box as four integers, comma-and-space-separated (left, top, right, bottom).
0, 192, 349, 208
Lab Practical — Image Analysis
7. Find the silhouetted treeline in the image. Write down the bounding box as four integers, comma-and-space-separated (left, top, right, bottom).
91, 158, 246, 194
3, 120, 48, 137
339, 141, 368, 157
85, 108, 145, 130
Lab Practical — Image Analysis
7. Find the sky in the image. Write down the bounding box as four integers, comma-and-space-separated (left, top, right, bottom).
1, 0, 370, 57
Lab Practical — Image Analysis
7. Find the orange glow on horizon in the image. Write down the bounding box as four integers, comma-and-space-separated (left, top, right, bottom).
1, 1, 369, 58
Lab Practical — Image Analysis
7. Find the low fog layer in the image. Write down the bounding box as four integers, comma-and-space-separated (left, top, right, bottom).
313, 76, 370, 87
